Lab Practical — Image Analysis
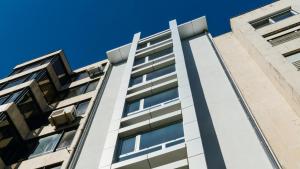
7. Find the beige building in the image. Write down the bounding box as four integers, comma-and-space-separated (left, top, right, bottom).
0, 50, 109, 169
214, 0, 300, 168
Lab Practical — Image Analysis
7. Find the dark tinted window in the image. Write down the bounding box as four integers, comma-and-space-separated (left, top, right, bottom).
271, 10, 295, 22
38, 72, 57, 103
51, 57, 69, 86
29, 133, 61, 158
1, 75, 28, 90
65, 84, 87, 99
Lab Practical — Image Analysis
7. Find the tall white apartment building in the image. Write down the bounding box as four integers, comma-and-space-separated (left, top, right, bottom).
72, 17, 278, 169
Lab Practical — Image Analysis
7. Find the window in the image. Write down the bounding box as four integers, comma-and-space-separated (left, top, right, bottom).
144, 88, 178, 108
129, 76, 143, 87
251, 9, 297, 29
268, 29, 300, 46
38, 163, 62, 169
284, 51, 300, 70
72, 71, 89, 81
146, 64, 175, 81
117, 122, 184, 162
136, 33, 171, 50
133, 47, 173, 66
29, 129, 77, 158
1, 75, 28, 90
75, 100, 90, 116
85, 80, 98, 93
56, 130, 76, 149
29, 133, 61, 158
123, 88, 178, 116
64, 80, 99, 99
129, 64, 175, 87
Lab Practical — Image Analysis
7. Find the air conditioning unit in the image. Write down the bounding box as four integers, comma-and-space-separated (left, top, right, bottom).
87, 65, 104, 78
48, 105, 76, 127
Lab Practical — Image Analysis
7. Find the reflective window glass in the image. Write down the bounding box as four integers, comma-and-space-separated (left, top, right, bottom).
72, 72, 89, 81
146, 65, 175, 81
1, 75, 28, 90
133, 57, 146, 66
56, 130, 76, 149
144, 88, 178, 108
129, 76, 143, 87
271, 10, 295, 22
65, 84, 87, 99
148, 47, 173, 61
119, 137, 135, 155
51, 57, 69, 86
30, 133, 61, 158
85, 80, 98, 93
140, 122, 183, 149
76, 100, 90, 116
124, 100, 140, 115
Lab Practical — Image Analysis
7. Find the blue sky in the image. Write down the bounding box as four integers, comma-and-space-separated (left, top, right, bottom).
0, 0, 273, 78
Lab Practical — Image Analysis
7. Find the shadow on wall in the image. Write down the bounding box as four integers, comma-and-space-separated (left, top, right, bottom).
181, 33, 226, 169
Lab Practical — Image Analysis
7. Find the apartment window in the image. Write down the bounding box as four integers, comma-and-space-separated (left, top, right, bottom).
29, 129, 76, 158
129, 76, 143, 87
133, 47, 173, 66
1, 75, 28, 90
72, 71, 89, 81
10, 57, 53, 76
64, 80, 99, 99
251, 9, 297, 29
129, 64, 175, 87
284, 51, 300, 70
75, 100, 90, 116
268, 29, 300, 46
29, 133, 61, 158
136, 33, 171, 50
0, 94, 11, 105
117, 122, 184, 162
124, 87, 178, 116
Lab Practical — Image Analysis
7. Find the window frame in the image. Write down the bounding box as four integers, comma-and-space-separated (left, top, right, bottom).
116, 121, 184, 162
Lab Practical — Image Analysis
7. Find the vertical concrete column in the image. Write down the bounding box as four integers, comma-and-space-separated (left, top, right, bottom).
169, 20, 208, 169
98, 33, 141, 169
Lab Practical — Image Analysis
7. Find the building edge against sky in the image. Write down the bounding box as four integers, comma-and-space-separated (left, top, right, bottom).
1, 0, 300, 168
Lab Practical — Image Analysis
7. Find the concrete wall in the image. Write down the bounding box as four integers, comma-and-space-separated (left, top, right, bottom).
74, 63, 126, 169
182, 33, 273, 169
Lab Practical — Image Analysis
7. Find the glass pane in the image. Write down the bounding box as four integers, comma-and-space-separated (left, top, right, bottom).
85, 80, 99, 93
140, 122, 183, 149
73, 72, 89, 81
137, 43, 147, 50
149, 34, 171, 45
251, 19, 271, 29
129, 76, 143, 87
6, 90, 23, 103
148, 47, 173, 61
38, 73, 57, 103
0, 95, 10, 105
56, 130, 76, 149
133, 57, 146, 66
119, 137, 135, 155
124, 100, 140, 116
146, 64, 175, 81
1, 75, 28, 90
144, 88, 178, 108
76, 100, 90, 116
30, 133, 61, 157
65, 84, 87, 99
271, 10, 295, 22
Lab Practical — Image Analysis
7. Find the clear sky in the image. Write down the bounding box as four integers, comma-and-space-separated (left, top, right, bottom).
0, 0, 273, 78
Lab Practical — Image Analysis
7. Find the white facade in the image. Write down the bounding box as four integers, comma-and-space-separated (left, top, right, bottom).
71, 17, 278, 169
